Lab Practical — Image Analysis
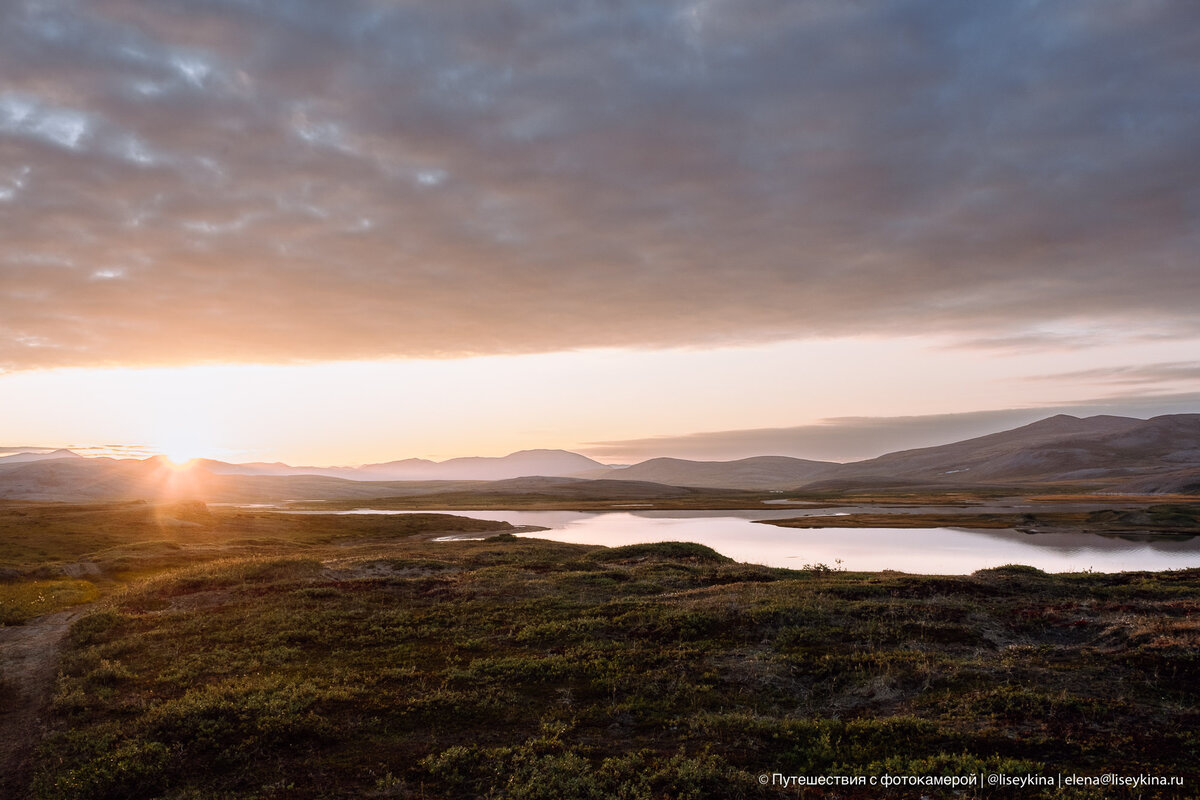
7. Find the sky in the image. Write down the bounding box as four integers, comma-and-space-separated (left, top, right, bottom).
1, 0, 1199, 465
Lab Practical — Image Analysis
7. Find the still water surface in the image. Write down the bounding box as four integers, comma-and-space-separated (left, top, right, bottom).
327, 508, 1200, 574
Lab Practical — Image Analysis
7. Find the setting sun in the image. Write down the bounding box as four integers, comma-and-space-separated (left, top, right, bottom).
161, 452, 196, 468
154, 429, 222, 466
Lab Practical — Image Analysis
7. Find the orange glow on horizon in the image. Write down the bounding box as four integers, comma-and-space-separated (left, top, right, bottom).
3, 335, 1200, 467
161, 454, 197, 469
152, 421, 226, 466
148, 454, 210, 506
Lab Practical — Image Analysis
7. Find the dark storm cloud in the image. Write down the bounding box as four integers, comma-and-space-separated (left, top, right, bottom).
3, 0, 1199, 368
582, 393, 1200, 463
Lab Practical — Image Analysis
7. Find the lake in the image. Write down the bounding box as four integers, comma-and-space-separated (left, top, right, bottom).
325, 508, 1200, 574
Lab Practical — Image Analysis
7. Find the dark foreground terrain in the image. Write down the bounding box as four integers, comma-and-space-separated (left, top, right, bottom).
1, 502, 1197, 799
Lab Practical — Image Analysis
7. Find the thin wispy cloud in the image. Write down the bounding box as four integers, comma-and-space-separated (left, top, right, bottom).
1028, 362, 1200, 387
2, 1, 1199, 369
583, 394, 1200, 463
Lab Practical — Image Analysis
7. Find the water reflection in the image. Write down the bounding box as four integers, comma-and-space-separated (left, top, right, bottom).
522, 515, 1200, 574
277, 508, 1200, 575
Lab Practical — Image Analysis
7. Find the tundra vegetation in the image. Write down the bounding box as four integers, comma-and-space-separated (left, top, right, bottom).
0, 501, 1197, 799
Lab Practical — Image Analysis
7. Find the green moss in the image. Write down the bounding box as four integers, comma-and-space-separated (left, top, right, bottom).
586, 541, 732, 565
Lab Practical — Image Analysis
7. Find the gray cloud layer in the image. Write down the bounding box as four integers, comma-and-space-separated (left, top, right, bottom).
3, 0, 1199, 368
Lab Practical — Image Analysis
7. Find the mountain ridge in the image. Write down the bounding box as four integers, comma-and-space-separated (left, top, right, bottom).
830, 413, 1200, 486
0, 448, 83, 464
578, 455, 838, 490
2, 414, 1199, 499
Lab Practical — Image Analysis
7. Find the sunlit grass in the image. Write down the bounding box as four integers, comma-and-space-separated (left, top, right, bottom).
0, 503, 515, 625
0, 579, 99, 625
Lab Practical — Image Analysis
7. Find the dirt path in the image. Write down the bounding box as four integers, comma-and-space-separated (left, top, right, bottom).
0, 607, 90, 799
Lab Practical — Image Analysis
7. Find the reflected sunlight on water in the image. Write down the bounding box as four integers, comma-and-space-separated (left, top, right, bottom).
303, 508, 1200, 574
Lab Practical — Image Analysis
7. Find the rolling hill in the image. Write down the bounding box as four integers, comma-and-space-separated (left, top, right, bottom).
580, 455, 838, 490
828, 413, 1200, 486
195, 449, 608, 481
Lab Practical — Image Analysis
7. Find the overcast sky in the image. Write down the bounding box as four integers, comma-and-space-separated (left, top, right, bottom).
2, 0, 1198, 463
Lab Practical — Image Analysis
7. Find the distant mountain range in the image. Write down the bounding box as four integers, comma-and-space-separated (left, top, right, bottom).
0, 449, 83, 464
577, 456, 834, 490
828, 413, 1200, 491
199, 449, 607, 481
581, 414, 1200, 492
1, 413, 1198, 501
